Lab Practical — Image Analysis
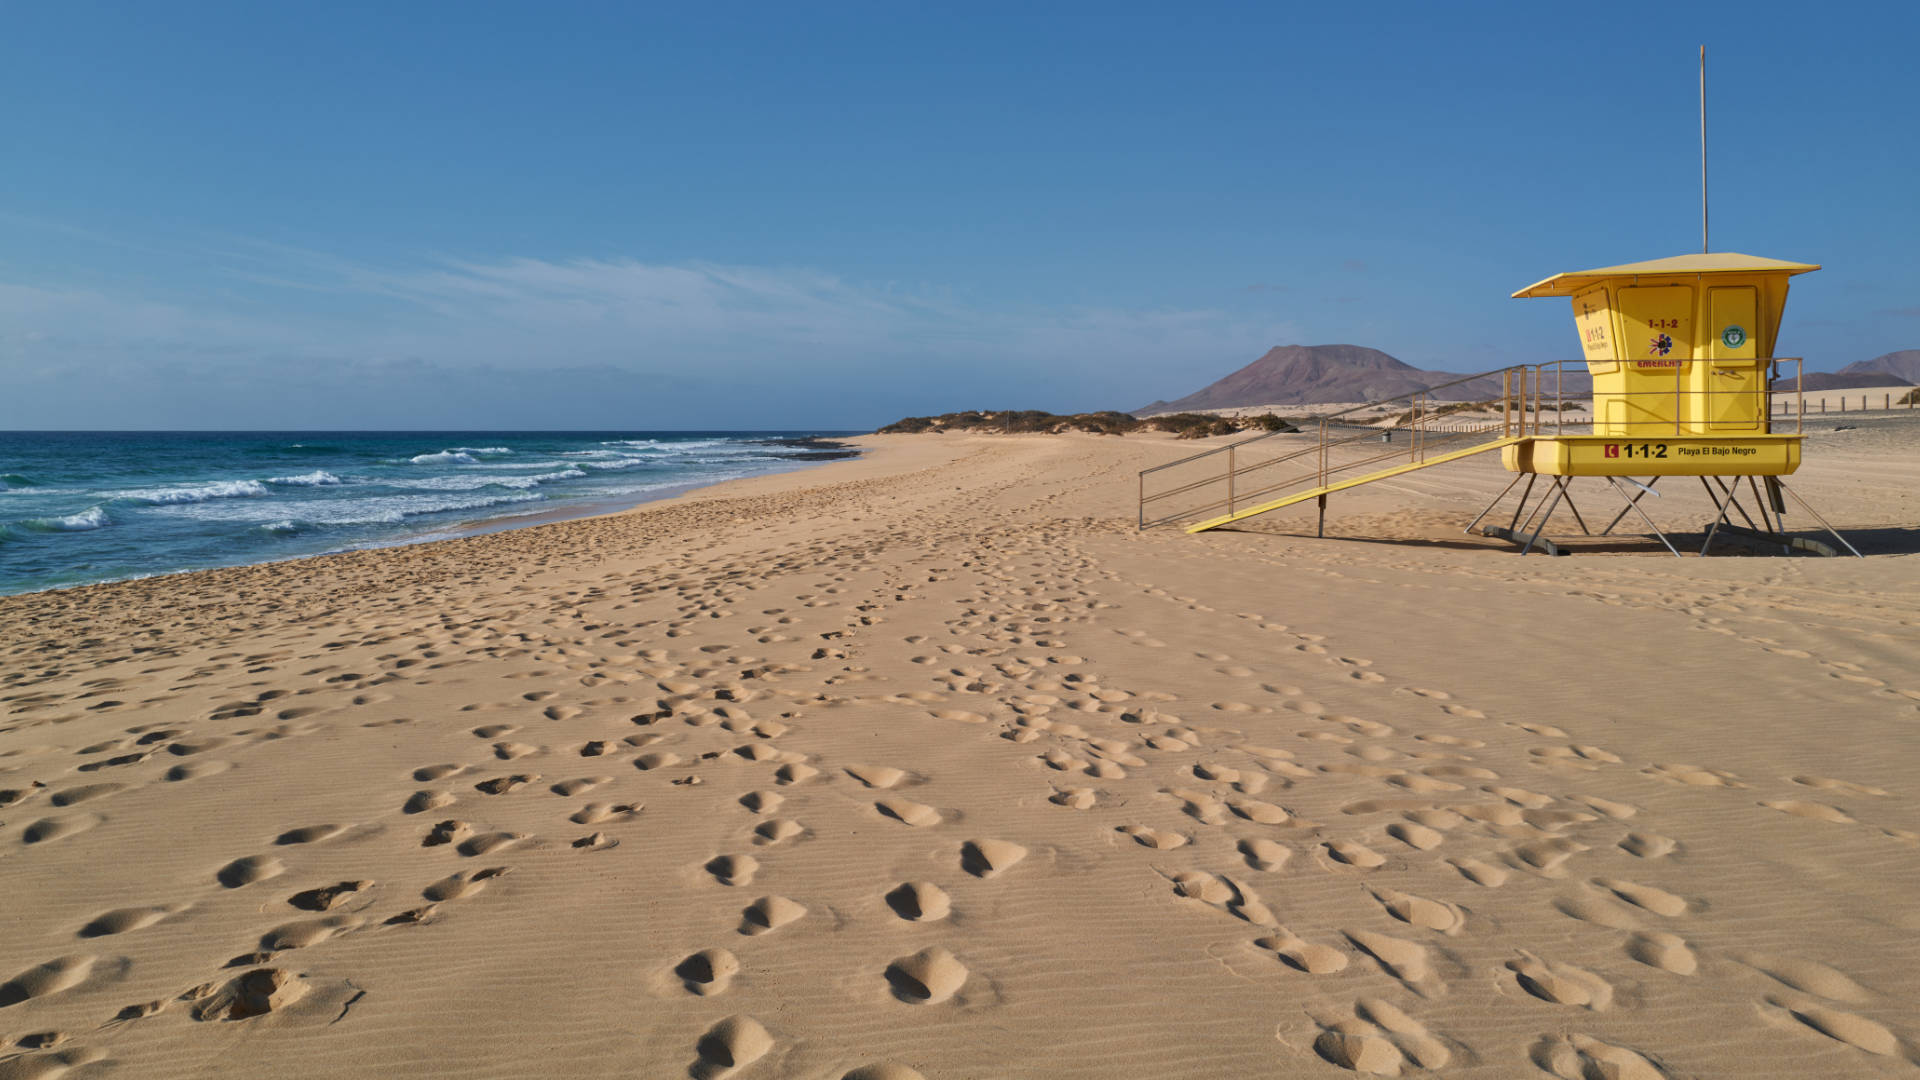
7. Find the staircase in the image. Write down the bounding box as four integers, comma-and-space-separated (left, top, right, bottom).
1138, 365, 1568, 533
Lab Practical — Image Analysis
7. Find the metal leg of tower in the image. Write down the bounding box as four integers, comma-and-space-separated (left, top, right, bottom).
1518, 482, 1567, 556
1741, 476, 1769, 534
1600, 476, 1659, 536
1606, 477, 1681, 557
1699, 478, 1740, 557
1506, 475, 1539, 534
1557, 478, 1592, 535
1516, 479, 1557, 537
1463, 474, 1524, 534
1773, 479, 1865, 558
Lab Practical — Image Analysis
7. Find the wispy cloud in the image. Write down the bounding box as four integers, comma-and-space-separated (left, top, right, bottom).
0, 234, 1298, 426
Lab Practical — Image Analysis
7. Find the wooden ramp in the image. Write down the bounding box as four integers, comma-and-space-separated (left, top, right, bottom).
1184, 436, 1523, 533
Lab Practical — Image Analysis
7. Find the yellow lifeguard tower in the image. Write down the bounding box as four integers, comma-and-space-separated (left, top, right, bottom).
1463, 250, 1859, 556
1508, 251, 1811, 470
1135, 253, 1860, 557
1136, 47, 1860, 556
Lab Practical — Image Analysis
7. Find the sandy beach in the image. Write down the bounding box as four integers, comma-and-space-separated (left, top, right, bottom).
3, 426, 1918, 1079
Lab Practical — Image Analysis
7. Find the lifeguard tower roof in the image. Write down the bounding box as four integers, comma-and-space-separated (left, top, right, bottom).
1512, 252, 1820, 298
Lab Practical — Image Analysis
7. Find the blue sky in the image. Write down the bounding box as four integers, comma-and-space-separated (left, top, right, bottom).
2, 2, 1915, 429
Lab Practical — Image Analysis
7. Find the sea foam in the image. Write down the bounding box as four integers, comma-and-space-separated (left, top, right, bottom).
268, 470, 344, 487
23, 506, 111, 532
116, 480, 271, 505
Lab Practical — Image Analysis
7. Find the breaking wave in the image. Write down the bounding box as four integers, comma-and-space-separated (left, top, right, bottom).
21, 506, 111, 532
115, 480, 271, 505
268, 470, 344, 487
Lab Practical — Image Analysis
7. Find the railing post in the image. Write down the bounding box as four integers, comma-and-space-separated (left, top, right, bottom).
1227, 445, 1236, 516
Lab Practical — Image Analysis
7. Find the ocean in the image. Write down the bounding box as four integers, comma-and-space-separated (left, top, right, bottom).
0, 431, 859, 597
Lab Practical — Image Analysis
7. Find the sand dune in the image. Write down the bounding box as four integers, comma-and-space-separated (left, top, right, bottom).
2, 427, 1917, 1078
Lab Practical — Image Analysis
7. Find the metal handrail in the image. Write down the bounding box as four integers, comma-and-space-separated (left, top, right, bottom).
1138, 357, 1805, 530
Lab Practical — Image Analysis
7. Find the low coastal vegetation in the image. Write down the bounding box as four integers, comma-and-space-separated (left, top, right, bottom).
877, 410, 1298, 438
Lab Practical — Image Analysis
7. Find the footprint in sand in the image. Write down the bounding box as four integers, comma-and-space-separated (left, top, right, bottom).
286, 881, 371, 912
1643, 763, 1744, 788
841, 1066, 926, 1080
47, 782, 127, 807
1386, 822, 1444, 851
739, 791, 783, 814
1227, 798, 1291, 825
1626, 931, 1697, 975
21, 814, 103, 846
1239, 838, 1291, 871
78, 905, 181, 938
1507, 952, 1614, 1010
884, 882, 951, 922
259, 914, 363, 952
1256, 933, 1348, 974
0, 957, 97, 1008
1530, 1034, 1668, 1080
774, 763, 820, 785
1312, 997, 1451, 1073
423, 868, 508, 902
188, 968, 308, 1022
691, 1014, 774, 1079
1760, 799, 1855, 824
752, 819, 805, 845
1370, 889, 1464, 934
960, 839, 1027, 878
1791, 775, 1889, 797
884, 947, 969, 1004
217, 854, 286, 888
1511, 837, 1587, 877
1343, 932, 1435, 994
675, 948, 740, 996
404, 790, 455, 814
1761, 995, 1909, 1059
552, 777, 611, 796
570, 802, 638, 825
1620, 833, 1678, 859
473, 774, 538, 795
1731, 952, 1874, 1002
1117, 825, 1188, 850
739, 896, 806, 935
1592, 877, 1689, 917
456, 831, 524, 857
1323, 839, 1387, 870
875, 799, 942, 827
705, 855, 759, 886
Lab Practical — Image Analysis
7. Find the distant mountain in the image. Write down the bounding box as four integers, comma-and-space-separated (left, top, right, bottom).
1134, 344, 1512, 414
1140, 343, 1919, 415
1778, 350, 1917, 391
1839, 349, 1920, 383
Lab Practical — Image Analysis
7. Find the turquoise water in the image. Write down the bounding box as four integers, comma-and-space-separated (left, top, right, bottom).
0, 431, 857, 596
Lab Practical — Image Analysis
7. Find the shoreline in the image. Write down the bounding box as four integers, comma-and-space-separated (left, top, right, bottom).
0, 435, 867, 601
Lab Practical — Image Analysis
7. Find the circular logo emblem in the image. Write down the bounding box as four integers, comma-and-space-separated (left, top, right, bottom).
1722, 325, 1747, 348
